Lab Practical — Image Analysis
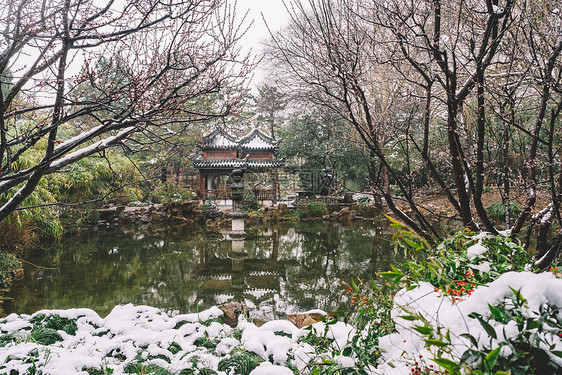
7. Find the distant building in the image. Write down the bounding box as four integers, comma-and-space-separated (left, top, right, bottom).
193, 128, 284, 204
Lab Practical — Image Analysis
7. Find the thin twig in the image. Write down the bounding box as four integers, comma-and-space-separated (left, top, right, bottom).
19, 258, 55, 270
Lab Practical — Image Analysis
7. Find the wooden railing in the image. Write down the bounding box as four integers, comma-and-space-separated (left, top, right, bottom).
253, 189, 275, 200
199, 188, 276, 202
200, 189, 231, 200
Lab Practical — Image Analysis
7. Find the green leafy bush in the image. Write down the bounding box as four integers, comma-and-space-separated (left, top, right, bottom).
486, 202, 521, 221
218, 350, 264, 375
290, 201, 328, 220
123, 362, 174, 375
375, 219, 561, 375
336, 279, 395, 369
28, 327, 63, 345
381, 221, 531, 299
292, 278, 396, 374
0, 251, 22, 288
462, 290, 562, 374
30, 314, 78, 336
83, 366, 114, 375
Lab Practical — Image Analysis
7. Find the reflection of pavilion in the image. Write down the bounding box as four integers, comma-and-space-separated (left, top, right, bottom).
193, 128, 284, 204
195, 227, 285, 307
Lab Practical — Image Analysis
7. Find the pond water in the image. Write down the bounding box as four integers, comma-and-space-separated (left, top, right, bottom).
2, 220, 403, 320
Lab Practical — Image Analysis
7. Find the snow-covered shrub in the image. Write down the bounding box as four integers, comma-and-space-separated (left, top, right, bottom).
382, 225, 531, 300
381, 271, 562, 375
374, 225, 561, 374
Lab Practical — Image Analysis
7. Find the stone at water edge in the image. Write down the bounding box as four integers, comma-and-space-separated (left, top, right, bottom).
286, 312, 324, 328
219, 301, 249, 327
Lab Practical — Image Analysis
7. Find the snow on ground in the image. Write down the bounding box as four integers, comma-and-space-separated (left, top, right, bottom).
378, 271, 562, 374
1, 272, 562, 374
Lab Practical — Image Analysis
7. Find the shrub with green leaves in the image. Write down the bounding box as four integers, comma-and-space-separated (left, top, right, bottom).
218, 349, 264, 375
30, 314, 78, 336
123, 362, 174, 375
0, 251, 22, 287
462, 289, 562, 374
291, 279, 396, 374
407, 286, 562, 375
486, 201, 521, 221
373, 218, 562, 375
382, 220, 531, 300
338, 279, 395, 369
289, 201, 328, 220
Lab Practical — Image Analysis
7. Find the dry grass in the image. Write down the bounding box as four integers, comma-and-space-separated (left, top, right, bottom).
0, 213, 38, 256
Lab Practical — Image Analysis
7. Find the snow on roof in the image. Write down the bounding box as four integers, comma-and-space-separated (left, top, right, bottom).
201, 128, 238, 149
193, 158, 284, 170
199, 128, 278, 151
237, 128, 278, 150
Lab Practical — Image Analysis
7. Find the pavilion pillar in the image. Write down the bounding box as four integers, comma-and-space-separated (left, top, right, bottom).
199, 169, 206, 200
199, 171, 205, 192
272, 170, 278, 205
206, 172, 214, 190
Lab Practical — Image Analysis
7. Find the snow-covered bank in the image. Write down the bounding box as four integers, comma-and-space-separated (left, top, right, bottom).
1, 271, 561, 374
2, 230, 562, 374
0, 302, 351, 374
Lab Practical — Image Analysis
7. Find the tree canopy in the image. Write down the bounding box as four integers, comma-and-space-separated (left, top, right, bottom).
0, 0, 250, 222
265, 0, 562, 267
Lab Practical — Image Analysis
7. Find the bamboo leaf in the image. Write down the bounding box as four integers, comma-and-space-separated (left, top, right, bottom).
425, 339, 448, 348
432, 357, 460, 374
460, 333, 478, 347
413, 325, 432, 335
398, 315, 418, 321
485, 347, 501, 370
469, 313, 497, 339
488, 304, 504, 321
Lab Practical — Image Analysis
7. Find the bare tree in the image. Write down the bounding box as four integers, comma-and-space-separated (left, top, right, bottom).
0, 0, 251, 222
510, 0, 562, 268
265, 0, 562, 265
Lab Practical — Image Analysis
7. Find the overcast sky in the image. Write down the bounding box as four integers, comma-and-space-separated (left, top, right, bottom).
236, 0, 289, 47
235, 0, 290, 85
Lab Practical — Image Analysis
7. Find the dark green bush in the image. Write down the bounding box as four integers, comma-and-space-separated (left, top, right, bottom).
218, 350, 264, 375
0, 251, 22, 288
30, 314, 78, 336
486, 201, 521, 221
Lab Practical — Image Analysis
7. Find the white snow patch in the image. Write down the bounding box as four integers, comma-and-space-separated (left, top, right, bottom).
378, 272, 562, 374
2, 272, 562, 374
336, 354, 355, 367
470, 261, 491, 273
467, 240, 487, 260
249, 362, 294, 375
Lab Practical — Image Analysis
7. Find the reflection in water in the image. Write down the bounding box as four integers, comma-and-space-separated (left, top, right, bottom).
3, 221, 402, 319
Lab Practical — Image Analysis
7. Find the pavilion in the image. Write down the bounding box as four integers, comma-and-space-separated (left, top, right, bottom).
193, 128, 284, 204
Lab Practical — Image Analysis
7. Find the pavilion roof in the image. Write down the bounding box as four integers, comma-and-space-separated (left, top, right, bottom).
200, 128, 238, 150
193, 158, 284, 171
198, 128, 278, 151
237, 128, 279, 151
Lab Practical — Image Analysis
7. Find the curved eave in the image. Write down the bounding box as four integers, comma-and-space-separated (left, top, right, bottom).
193, 159, 284, 170
240, 146, 278, 151
197, 145, 239, 150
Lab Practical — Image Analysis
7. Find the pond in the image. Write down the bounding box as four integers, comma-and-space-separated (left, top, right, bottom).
2, 220, 403, 320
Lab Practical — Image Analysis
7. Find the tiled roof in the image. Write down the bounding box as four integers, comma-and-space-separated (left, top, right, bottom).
237, 128, 279, 151
198, 128, 278, 151
200, 128, 238, 149
193, 158, 284, 170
